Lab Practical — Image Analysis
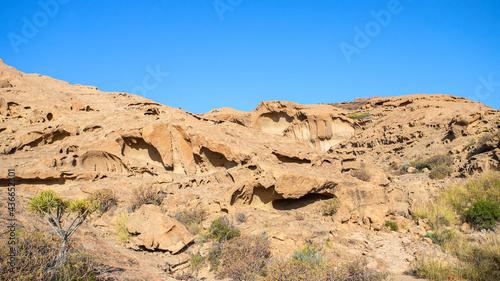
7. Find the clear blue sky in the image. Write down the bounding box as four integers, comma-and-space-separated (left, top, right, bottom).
1, 0, 499, 113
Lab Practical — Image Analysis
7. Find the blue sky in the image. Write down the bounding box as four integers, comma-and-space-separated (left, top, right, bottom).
1, 0, 499, 113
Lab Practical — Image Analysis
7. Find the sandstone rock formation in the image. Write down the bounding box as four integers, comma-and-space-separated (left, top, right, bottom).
1, 58, 499, 279
126, 205, 194, 253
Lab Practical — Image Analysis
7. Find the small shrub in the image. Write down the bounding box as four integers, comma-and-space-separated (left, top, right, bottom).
415, 258, 459, 281
385, 221, 399, 231
174, 206, 207, 234
429, 164, 452, 179
351, 169, 371, 181
87, 188, 117, 214
0, 230, 102, 280
116, 213, 131, 243
131, 185, 164, 210
208, 216, 241, 243
409, 154, 453, 176
235, 212, 247, 224
412, 198, 457, 230
463, 200, 500, 230
321, 198, 341, 216
292, 244, 323, 266
263, 258, 385, 281
217, 234, 271, 280
190, 254, 205, 273
400, 162, 411, 174
207, 242, 223, 271
262, 260, 314, 281
347, 113, 370, 120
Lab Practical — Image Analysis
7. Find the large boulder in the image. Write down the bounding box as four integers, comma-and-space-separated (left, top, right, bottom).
126, 205, 194, 254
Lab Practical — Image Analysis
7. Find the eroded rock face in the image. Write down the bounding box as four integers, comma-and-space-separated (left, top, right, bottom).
204, 101, 356, 152
2, 59, 500, 278
126, 205, 194, 253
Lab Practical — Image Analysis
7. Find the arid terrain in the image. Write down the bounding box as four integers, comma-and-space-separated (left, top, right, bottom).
1, 58, 499, 280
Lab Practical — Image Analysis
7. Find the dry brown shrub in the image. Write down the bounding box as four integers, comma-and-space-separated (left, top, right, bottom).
351, 169, 371, 182
217, 234, 271, 280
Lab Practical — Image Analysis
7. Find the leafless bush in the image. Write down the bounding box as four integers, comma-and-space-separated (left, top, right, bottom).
132, 185, 165, 210
235, 212, 247, 224
321, 198, 341, 216
217, 234, 271, 280
351, 169, 371, 182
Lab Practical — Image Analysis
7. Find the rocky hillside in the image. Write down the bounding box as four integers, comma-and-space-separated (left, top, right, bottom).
1, 58, 499, 280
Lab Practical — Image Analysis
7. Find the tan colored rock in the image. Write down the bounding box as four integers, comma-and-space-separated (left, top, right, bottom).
126, 205, 194, 254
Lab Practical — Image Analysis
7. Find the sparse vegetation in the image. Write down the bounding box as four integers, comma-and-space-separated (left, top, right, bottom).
385, 221, 399, 231
321, 198, 341, 216
351, 169, 371, 181
190, 254, 205, 274
292, 244, 323, 266
28, 190, 99, 267
462, 200, 500, 230
235, 212, 247, 223
402, 154, 453, 179
216, 234, 271, 280
116, 213, 131, 243
207, 242, 223, 271
174, 205, 207, 234
412, 172, 500, 280
208, 216, 241, 243
87, 188, 117, 214
429, 164, 452, 179
262, 256, 385, 281
0, 230, 103, 280
347, 113, 370, 120
131, 185, 165, 210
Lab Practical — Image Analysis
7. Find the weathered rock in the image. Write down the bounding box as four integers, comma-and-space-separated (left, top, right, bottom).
126, 205, 194, 254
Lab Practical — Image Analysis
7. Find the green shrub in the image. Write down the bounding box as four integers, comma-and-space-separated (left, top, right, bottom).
292, 244, 323, 266
28, 190, 98, 264
174, 206, 207, 234
408, 154, 453, 177
385, 221, 399, 231
347, 113, 370, 120
190, 254, 205, 273
321, 198, 341, 216
217, 234, 271, 280
0, 230, 102, 280
208, 216, 240, 243
463, 200, 500, 230
87, 188, 117, 214
131, 185, 164, 210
